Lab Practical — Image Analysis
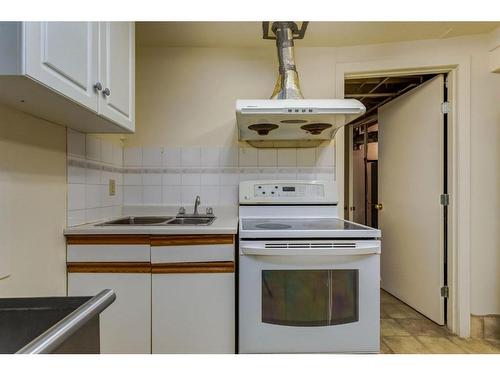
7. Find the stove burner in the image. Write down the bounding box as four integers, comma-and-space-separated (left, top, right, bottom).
255, 223, 292, 230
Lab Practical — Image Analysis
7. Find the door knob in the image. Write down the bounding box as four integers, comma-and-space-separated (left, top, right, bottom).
103, 88, 111, 96
374, 203, 383, 210
94, 82, 103, 91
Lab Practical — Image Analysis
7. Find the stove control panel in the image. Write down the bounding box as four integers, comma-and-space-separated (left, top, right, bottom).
239, 180, 337, 204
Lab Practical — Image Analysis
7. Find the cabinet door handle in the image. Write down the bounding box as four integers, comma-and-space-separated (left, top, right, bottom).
103, 88, 111, 96
94, 82, 103, 91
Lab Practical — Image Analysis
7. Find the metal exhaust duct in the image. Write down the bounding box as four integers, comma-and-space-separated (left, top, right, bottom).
269, 22, 305, 100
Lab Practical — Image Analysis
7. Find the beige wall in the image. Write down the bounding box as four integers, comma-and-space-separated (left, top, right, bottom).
0, 104, 67, 297
131, 33, 500, 315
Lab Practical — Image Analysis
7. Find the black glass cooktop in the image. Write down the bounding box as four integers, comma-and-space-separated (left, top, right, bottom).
241, 218, 370, 231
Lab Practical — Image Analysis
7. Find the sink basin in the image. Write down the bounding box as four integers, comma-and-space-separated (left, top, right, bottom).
97, 216, 173, 226
96, 215, 215, 226
166, 217, 215, 225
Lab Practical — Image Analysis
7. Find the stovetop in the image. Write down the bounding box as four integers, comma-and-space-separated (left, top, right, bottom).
241, 218, 370, 231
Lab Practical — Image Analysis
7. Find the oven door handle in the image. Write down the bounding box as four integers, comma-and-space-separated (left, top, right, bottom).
240, 245, 381, 256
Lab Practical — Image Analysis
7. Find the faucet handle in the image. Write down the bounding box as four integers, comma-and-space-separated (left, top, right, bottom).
206, 207, 214, 216
178, 206, 186, 215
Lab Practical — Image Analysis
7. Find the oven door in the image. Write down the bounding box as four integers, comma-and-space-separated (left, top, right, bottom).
238, 240, 380, 353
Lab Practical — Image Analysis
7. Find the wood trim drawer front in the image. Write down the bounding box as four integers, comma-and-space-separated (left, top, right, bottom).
67, 235, 150, 245
67, 244, 150, 262
150, 235, 234, 246
67, 262, 151, 273
152, 261, 234, 274
151, 244, 234, 264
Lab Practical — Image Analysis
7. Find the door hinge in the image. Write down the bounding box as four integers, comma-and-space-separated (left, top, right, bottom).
440, 194, 449, 206
441, 286, 449, 298
441, 102, 450, 114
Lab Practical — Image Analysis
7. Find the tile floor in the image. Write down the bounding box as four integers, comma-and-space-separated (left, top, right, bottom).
380, 289, 500, 354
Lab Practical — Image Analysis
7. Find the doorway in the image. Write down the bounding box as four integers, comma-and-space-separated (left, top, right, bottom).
344, 73, 450, 327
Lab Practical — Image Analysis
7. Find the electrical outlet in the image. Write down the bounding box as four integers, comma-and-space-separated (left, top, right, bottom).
109, 179, 116, 196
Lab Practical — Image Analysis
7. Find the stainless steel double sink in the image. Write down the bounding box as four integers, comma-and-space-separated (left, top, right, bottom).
96, 215, 215, 226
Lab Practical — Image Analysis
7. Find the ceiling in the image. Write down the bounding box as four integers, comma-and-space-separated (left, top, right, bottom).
136, 21, 499, 47
345, 74, 436, 127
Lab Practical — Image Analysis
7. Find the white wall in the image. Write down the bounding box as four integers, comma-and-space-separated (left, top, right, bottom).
0, 104, 67, 297
130, 33, 500, 315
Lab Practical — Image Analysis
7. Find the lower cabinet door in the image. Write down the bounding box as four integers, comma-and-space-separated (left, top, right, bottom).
152, 273, 235, 353
68, 273, 151, 354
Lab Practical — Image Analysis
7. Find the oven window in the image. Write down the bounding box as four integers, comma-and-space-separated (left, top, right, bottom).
262, 270, 359, 326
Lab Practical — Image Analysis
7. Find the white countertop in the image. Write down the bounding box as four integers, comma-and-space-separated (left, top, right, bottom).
63, 206, 239, 236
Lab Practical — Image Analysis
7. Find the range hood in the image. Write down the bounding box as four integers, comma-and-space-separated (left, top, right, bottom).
236, 22, 366, 148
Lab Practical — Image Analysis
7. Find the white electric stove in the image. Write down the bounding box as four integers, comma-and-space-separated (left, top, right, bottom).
238, 180, 381, 354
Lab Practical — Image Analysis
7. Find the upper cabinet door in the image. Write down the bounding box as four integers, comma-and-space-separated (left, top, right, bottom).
98, 22, 135, 132
24, 22, 99, 111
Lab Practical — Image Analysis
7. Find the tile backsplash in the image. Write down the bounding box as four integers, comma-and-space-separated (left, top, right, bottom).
67, 130, 123, 226
66, 135, 336, 226
122, 145, 335, 208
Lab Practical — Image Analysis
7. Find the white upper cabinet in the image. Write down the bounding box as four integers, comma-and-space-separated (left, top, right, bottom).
0, 21, 135, 133
25, 22, 99, 112
98, 22, 135, 131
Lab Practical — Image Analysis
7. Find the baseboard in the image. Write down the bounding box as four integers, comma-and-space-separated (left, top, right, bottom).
471, 314, 500, 339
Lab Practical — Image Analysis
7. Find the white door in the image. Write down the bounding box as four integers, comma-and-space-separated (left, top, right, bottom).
24, 22, 99, 111
378, 74, 446, 325
98, 22, 135, 131
152, 273, 235, 353
68, 273, 151, 354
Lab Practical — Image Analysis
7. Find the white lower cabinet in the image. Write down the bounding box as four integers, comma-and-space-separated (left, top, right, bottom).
152, 272, 235, 354
68, 273, 151, 354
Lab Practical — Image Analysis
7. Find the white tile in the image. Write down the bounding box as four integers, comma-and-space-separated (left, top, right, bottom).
219, 186, 238, 206
202, 186, 220, 206
124, 147, 142, 167
142, 172, 162, 186
239, 170, 259, 182
101, 185, 114, 207
276, 169, 297, 180
220, 171, 239, 186
113, 171, 123, 186
67, 209, 86, 227
220, 147, 238, 167
259, 169, 277, 180
85, 208, 103, 223
112, 144, 123, 166
67, 130, 85, 158
316, 172, 334, 182
101, 170, 114, 185
111, 206, 122, 218
258, 149, 277, 167
181, 173, 200, 186
181, 147, 201, 167
124, 186, 143, 205
297, 148, 316, 167
200, 173, 219, 186
163, 186, 182, 205
163, 173, 181, 186
85, 184, 101, 209
316, 146, 335, 167
68, 184, 86, 210
101, 206, 114, 220
201, 147, 220, 167
68, 165, 86, 184
124, 173, 142, 186
163, 147, 181, 167
296, 169, 316, 180
86, 135, 101, 162
111, 185, 123, 206
143, 186, 162, 205
181, 186, 201, 205
277, 149, 297, 167
142, 147, 163, 167
239, 147, 258, 167
101, 140, 113, 164
86, 168, 101, 185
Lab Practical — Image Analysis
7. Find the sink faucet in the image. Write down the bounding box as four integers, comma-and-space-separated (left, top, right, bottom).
193, 195, 201, 216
